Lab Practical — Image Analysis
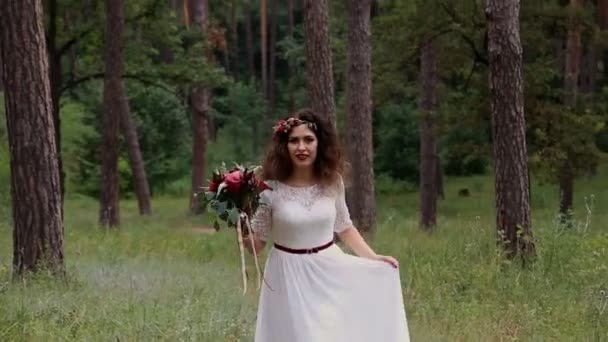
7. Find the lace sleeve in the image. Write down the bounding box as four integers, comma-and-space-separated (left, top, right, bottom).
250, 190, 272, 241
334, 176, 354, 233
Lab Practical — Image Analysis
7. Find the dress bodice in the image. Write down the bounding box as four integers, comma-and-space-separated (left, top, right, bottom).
251, 177, 354, 249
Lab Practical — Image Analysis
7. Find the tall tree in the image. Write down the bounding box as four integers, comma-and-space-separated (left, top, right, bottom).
345, 0, 375, 234
107, 0, 152, 216
261, 0, 268, 101
46, 0, 67, 213
120, 96, 152, 215
599, 0, 608, 89
287, 0, 296, 112
189, 0, 212, 214
485, 0, 535, 259
99, 0, 124, 227
1, 0, 65, 275
304, 0, 336, 125
0, 53, 3, 91
560, 0, 584, 221
419, 37, 439, 230
231, 0, 239, 80
268, 0, 278, 113
601, 0, 608, 27
245, 0, 255, 79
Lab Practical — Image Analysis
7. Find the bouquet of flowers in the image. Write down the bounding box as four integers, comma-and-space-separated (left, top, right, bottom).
198, 163, 272, 294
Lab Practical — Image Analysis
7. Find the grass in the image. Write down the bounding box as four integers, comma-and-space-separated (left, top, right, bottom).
0, 171, 607, 341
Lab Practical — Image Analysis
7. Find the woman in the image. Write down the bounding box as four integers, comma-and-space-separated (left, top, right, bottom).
245, 109, 410, 341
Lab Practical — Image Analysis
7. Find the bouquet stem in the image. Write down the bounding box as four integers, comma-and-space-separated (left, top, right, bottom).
244, 214, 262, 290
236, 218, 247, 295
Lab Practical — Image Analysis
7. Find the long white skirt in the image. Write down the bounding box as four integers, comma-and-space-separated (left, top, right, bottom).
254, 244, 410, 342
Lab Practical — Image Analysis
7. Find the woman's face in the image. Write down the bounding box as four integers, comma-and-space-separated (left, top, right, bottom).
287, 124, 318, 171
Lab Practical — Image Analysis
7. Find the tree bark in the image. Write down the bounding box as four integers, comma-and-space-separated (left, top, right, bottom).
601, 0, 608, 29
46, 0, 66, 216
245, 0, 255, 79
0, 52, 3, 91
304, 0, 336, 126
1, 0, 65, 276
287, 0, 296, 112
269, 0, 278, 113
105, 1, 152, 216
120, 98, 152, 215
560, 0, 584, 221
485, 0, 535, 259
99, 0, 124, 227
231, 0, 239, 80
345, 0, 375, 234
189, 0, 211, 215
436, 156, 444, 200
419, 37, 439, 230
261, 0, 268, 100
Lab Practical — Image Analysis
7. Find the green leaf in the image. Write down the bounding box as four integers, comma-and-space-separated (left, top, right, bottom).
205, 192, 215, 201
216, 201, 227, 214
227, 208, 240, 226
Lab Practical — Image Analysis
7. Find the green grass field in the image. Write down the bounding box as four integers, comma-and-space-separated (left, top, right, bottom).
0, 172, 607, 341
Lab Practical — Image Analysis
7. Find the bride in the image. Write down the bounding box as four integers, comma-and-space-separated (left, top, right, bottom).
244, 108, 410, 341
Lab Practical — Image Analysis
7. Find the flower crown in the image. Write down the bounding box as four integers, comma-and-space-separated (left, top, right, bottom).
272, 117, 317, 135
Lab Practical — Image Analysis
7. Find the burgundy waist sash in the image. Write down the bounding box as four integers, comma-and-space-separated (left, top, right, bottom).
274, 240, 334, 254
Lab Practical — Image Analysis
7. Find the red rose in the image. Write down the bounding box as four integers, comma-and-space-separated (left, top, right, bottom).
207, 180, 220, 193
224, 169, 244, 193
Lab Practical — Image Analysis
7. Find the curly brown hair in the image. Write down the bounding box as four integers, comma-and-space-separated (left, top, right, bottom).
262, 108, 346, 185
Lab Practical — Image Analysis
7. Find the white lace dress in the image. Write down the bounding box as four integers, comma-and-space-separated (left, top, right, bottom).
251, 178, 410, 342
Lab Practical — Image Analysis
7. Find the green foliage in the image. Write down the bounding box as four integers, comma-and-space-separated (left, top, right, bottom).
528, 104, 604, 183
209, 81, 266, 167
597, 129, 608, 153
126, 82, 192, 193
520, 2, 607, 183
373, 102, 420, 185
441, 127, 490, 176
60, 99, 99, 196
66, 82, 191, 197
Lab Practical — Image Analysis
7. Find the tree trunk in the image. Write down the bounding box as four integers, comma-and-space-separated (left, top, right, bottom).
436, 156, 444, 200
245, 0, 255, 79
485, 0, 535, 259
601, 0, 608, 29
120, 98, 152, 215
581, 40, 596, 94
0, 52, 3, 91
345, 0, 375, 234
419, 37, 439, 230
287, 0, 296, 112
189, 0, 211, 215
231, 0, 239, 80
304, 0, 336, 126
261, 0, 268, 101
104, 0, 152, 216
560, 0, 584, 221
99, 0, 124, 228
46, 0, 66, 216
269, 0, 278, 113
1, 0, 65, 276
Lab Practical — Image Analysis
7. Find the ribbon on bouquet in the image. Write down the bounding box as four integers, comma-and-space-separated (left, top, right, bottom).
235, 213, 262, 295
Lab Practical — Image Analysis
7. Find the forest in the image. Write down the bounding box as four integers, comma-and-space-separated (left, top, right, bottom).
1, 0, 607, 340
